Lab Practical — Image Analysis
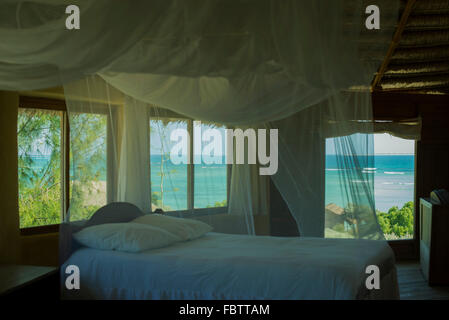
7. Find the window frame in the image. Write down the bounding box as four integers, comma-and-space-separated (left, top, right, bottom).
18, 96, 67, 234
149, 115, 230, 216
387, 139, 418, 259
18, 96, 114, 234
384, 139, 417, 242
324, 134, 417, 242
67, 103, 116, 208
18, 98, 229, 233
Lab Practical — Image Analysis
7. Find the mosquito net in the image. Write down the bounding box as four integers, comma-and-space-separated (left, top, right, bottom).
0, 0, 399, 259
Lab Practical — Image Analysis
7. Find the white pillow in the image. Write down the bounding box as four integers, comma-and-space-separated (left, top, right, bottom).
132, 214, 213, 241
73, 222, 181, 253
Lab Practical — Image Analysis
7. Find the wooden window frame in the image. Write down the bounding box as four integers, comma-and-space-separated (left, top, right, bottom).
19, 97, 68, 235
189, 119, 229, 213
149, 116, 229, 215
386, 139, 418, 260
323, 133, 417, 255
18, 96, 114, 235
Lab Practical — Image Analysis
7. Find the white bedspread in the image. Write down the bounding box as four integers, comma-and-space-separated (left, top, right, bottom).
62, 233, 399, 300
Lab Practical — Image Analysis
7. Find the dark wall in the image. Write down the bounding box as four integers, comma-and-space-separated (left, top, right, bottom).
373, 92, 449, 259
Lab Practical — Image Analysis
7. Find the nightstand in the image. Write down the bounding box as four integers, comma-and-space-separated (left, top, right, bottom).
0, 264, 59, 299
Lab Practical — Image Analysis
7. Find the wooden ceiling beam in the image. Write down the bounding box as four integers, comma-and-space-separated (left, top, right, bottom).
371, 0, 417, 91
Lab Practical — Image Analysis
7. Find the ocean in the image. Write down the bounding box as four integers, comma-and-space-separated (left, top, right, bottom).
156, 154, 415, 212
24, 154, 414, 212
325, 155, 414, 212
150, 155, 227, 210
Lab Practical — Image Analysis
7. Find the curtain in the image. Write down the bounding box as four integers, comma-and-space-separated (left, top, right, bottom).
0, 1, 400, 241
116, 97, 151, 212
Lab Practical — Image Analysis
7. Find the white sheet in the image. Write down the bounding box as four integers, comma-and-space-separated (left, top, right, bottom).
62, 233, 399, 300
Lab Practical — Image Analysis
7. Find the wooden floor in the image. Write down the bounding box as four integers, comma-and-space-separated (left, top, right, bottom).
396, 262, 449, 300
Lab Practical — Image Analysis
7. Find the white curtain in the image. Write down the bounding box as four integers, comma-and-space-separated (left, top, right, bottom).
229, 164, 269, 217
0, 1, 399, 239
116, 97, 151, 213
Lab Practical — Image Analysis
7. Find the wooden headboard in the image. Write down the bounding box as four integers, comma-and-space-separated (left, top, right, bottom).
59, 202, 144, 264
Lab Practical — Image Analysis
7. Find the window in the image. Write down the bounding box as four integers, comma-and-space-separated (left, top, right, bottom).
149, 118, 229, 213
18, 99, 227, 229
372, 133, 415, 240
18, 108, 63, 228
18, 97, 110, 230
194, 122, 228, 209
324, 133, 415, 240
150, 119, 188, 211
69, 112, 108, 221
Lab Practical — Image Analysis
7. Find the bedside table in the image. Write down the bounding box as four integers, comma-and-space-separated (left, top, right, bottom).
0, 264, 59, 299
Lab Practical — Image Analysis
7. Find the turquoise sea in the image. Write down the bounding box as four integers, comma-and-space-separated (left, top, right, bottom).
325, 155, 414, 212
156, 154, 415, 212
150, 155, 227, 210
25, 154, 414, 212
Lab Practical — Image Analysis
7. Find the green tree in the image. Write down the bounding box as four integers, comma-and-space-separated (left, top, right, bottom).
207, 199, 227, 208
69, 113, 107, 221
18, 110, 106, 227
18, 109, 62, 227
376, 201, 414, 238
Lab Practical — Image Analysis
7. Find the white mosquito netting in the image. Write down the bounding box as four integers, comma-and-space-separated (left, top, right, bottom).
0, 1, 399, 252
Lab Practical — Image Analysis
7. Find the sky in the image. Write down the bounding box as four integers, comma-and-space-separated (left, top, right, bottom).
325, 133, 415, 155
151, 122, 415, 156
374, 133, 415, 154
150, 121, 226, 156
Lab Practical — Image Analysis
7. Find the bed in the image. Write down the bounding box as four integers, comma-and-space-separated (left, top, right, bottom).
60, 204, 399, 300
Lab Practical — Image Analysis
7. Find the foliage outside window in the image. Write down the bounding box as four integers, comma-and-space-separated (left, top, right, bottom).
18, 106, 108, 228
18, 108, 62, 228
69, 112, 107, 221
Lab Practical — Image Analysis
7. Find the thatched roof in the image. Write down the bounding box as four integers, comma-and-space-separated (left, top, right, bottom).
325, 203, 345, 216
373, 0, 449, 94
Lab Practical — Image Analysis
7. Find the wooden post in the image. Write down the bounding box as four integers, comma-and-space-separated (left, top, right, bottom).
0, 91, 21, 263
